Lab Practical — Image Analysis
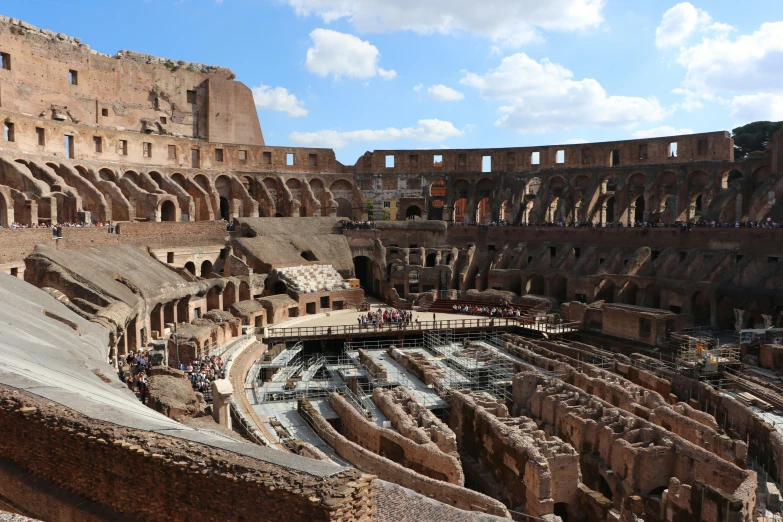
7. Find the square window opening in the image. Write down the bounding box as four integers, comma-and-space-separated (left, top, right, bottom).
409, 154, 419, 168
556, 150, 565, 164
36, 127, 45, 146
166, 252, 174, 263
581, 148, 590, 164
118, 140, 128, 156
433, 154, 443, 166
0, 52, 10, 71
160, 116, 167, 125
186, 90, 197, 104
610, 149, 620, 167
68, 70, 78, 85
309, 153, 317, 167
385, 154, 395, 168
143, 142, 152, 158
191, 149, 200, 168
168, 144, 177, 161
215, 148, 224, 162
93, 136, 102, 153
531, 151, 540, 165
482, 155, 491, 172
239, 150, 248, 163
638, 144, 648, 160
286, 153, 294, 166
3, 121, 13, 142
669, 142, 678, 158
65, 135, 74, 159
457, 153, 466, 169
263, 151, 272, 165
698, 138, 708, 155
101, 108, 109, 117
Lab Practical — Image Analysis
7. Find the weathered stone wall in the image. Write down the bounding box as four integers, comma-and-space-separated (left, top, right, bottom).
297, 398, 510, 518
328, 392, 464, 485
0, 385, 377, 522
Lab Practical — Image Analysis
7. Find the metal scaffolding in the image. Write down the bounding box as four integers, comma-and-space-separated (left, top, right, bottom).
670, 332, 741, 388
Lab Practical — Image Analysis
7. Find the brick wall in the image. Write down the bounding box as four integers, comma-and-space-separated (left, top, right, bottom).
297, 398, 510, 518
0, 385, 376, 522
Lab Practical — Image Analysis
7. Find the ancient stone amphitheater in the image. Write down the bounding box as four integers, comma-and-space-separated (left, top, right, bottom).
0, 13, 782, 522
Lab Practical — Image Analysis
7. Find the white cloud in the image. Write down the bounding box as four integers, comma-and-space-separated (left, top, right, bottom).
305, 28, 396, 80
251, 85, 308, 117
676, 22, 783, 95
631, 126, 693, 139
285, 0, 605, 48
460, 53, 670, 133
413, 83, 423, 92
565, 138, 588, 144
289, 119, 466, 148
730, 93, 783, 122
656, 3, 709, 48
427, 84, 465, 101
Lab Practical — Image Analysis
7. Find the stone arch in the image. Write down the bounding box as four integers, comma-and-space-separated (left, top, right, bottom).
330, 179, 359, 219
526, 274, 545, 295
98, 167, 116, 183
148, 171, 164, 189
0, 190, 10, 227
425, 252, 437, 267
595, 280, 615, 303
406, 205, 423, 220
691, 291, 710, 324
184, 262, 196, 275
620, 282, 638, 305
643, 283, 661, 309
160, 200, 177, 222
200, 260, 213, 277
722, 169, 744, 189
354, 255, 374, 293
551, 274, 568, 304
239, 281, 251, 301
223, 281, 237, 310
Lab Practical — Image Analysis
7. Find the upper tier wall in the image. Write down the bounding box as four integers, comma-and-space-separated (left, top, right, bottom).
0, 17, 263, 146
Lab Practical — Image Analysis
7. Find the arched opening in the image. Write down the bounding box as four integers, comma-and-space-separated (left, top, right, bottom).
353, 256, 373, 294
643, 284, 661, 309
223, 282, 237, 310
335, 198, 352, 218
425, 252, 437, 267
499, 199, 510, 222
598, 476, 613, 501
219, 196, 230, 221
716, 296, 734, 329
620, 282, 638, 305
604, 196, 616, 224
273, 281, 287, 295
595, 280, 616, 303
301, 250, 318, 261
206, 286, 221, 311
526, 275, 545, 295
150, 304, 163, 336
551, 275, 568, 304
453, 198, 467, 223
428, 199, 444, 220
200, 260, 213, 277
0, 193, 8, 228
239, 281, 251, 301
725, 169, 743, 188
160, 200, 176, 222
633, 196, 645, 225
406, 205, 422, 220
553, 503, 569, 522
476, 197, 490, 224
184, 262, 196, 275
691, 291, 710, 324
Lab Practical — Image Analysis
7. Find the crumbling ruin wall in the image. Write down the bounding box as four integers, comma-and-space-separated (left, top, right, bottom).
371, 387, 457, 455
358, 349, 388, 380
450, 390, 580, 519
297, 398, 510, 518
328, 392, 464, 485
0, 385, 377, 522
513, 372, 757, 522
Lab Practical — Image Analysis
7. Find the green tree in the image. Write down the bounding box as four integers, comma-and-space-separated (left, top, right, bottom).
731, 120, 782, 159
364, 200, 374, 220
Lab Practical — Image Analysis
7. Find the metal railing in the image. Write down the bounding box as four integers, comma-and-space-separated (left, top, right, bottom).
266, 318, 520, 339
208, 332, 256, 360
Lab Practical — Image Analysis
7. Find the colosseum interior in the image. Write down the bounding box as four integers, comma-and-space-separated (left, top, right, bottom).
1, 13, 783, 522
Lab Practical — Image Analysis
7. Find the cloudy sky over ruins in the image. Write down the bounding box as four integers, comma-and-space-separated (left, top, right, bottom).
8, 0, 783, 163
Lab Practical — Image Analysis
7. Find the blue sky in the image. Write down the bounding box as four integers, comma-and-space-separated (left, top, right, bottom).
5, 0, 783, 164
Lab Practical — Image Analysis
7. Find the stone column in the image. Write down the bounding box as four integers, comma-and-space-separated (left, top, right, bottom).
211, 379, 234, 429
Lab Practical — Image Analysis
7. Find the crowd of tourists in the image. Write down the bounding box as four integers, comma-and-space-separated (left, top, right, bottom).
118, 350, 151, 405
183, 355, 225, 396
357, 308, 416, 328
452, 303, 524, 318
343, 220, 376, 230
449, 218, 783, 229
1, 220, 114, 231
